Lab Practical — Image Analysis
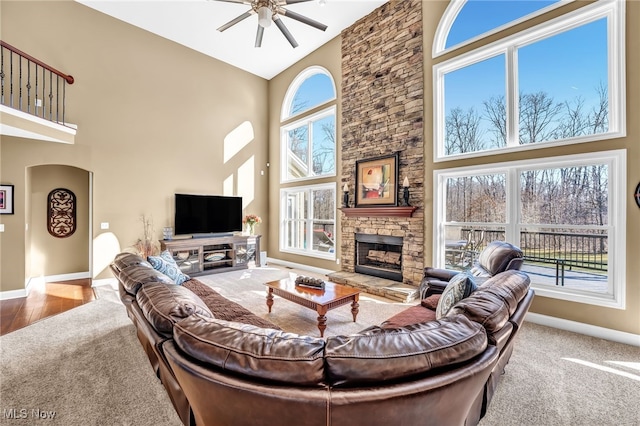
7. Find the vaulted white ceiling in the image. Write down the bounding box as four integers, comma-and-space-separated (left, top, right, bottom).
77, 0, 388, 80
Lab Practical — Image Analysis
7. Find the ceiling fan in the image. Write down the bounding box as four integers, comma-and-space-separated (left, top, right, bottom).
211, 0, 328, 48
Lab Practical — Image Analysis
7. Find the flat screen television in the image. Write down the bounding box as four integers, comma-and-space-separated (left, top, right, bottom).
174, 194, 243, 236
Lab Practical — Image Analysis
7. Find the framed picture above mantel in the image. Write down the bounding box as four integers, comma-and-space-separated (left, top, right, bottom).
355, 152, 399, 207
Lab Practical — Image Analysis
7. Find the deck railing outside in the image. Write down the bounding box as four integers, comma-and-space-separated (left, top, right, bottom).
452, 227, 607, 286
0, 40, 74, 127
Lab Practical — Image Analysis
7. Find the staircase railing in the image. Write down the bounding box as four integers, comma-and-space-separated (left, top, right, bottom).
0, 40, 74, 127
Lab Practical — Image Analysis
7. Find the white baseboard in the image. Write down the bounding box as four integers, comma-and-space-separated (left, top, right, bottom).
0, 288, 28, 300
265, 258, 335, 276
526, 312, 640, 347
45, 272, 91, 282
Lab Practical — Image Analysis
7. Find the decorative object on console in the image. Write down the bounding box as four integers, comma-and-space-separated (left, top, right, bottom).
0, 184, 14, 215
204, 252, 226, 262
355, 152, 399, 207
134, 214, 160, 258
295, 275, 325, 290
47, 188, 76, 238
635, 182, 640, 208
212, 0, 328, 49
162, 227, 173, 240
401, 176, 410, 207
243, 214, 262, 235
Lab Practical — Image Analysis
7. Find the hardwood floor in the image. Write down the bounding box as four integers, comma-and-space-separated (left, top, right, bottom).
0, 279, 95, 336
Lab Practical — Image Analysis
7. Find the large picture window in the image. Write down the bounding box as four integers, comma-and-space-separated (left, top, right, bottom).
280, 184, 336, 259
434, 150, 626, 308
434, 0, 625, 161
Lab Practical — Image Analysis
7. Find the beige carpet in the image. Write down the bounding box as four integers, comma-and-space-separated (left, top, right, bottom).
194, 266, 412, 337
2, 265, 638, 425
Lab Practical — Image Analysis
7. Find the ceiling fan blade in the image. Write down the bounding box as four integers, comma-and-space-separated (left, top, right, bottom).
280, 8, 327, 31
255, 25, 264, 48
273, 16, 298, 48
284, 0, 315, 4
208, 0, 252, 4
217, 11, 252, 32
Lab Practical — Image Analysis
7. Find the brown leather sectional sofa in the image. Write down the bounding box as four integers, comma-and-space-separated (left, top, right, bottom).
110, 251, 533, 426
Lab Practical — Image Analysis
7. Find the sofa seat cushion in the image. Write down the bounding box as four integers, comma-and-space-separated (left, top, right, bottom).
148, 251, 191, 285
380, 305, 437, 329
136, 282, 214, 338
325, 315, 487, 387
119, 263, 175, 296
436, 272, 477, 319
421, 294, 440, 310
173, 315, 326, 386
448, 270, 530, 334
183, 279, 281, 330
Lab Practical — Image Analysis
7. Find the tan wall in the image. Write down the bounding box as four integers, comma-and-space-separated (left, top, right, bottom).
267, 37, 343, 271
29, 165, 90, 276
0, 1, 269, 290
422, 0, 640, 335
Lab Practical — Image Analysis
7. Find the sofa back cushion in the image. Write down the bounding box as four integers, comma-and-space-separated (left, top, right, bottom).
471, 241, 524, 277
325, 315, 487, 387
448, 270, 530, 334
136, 282, 214, 338
118, 263, 175, 296
173, 315, 326, 386
113, 252, 152, 274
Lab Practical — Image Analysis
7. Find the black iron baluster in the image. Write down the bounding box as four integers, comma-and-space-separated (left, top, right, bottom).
9, 51, 13, 108
48, 71, 53, 122
42, 66, 46, 118
26, 59, 31, 113
61, 77, 65, 125
1, 46, 4, 105
19, 55, 22, 111
35, 63, 38, 115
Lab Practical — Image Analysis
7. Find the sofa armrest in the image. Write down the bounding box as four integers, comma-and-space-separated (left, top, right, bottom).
424, 267, 459, 281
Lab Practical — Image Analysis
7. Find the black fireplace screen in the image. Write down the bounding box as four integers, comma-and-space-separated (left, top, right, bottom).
355, 233, 403, 282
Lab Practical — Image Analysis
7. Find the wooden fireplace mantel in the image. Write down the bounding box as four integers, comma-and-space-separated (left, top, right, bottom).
339, 206, 418, 218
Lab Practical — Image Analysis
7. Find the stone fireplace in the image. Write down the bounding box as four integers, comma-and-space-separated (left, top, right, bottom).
355, 233, 403, 282
338, 0, 424, 288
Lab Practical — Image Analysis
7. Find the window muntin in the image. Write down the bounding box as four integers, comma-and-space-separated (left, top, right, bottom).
435, 150, 625, 308
434, 0, 625, 161
282, 66, 336, 121
281, 184, 336, 259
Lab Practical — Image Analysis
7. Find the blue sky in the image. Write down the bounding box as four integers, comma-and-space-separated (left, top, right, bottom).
445, 1, 608, 119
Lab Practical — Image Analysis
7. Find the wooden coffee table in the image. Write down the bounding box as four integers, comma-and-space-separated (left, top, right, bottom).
265, 279, 360, 337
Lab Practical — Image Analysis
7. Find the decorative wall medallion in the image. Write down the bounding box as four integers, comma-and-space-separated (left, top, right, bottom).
48, 188, 76, 238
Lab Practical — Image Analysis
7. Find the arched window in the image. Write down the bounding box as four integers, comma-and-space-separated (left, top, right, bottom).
282, 66, 336, 121
280, 66, 337, 260
433, 0, 567, 57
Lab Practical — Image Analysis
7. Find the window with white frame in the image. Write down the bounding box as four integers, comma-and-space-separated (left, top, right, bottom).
433, 0, 625, 161
434, 150, 626, 308
280, 66, 337, 260
280, 184, 336, 259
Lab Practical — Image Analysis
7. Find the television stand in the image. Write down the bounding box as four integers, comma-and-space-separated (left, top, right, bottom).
160, 235, 261, 276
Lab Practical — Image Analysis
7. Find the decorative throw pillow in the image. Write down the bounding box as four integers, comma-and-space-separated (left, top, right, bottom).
435, 272, 477, 319
148, 250, 190, 285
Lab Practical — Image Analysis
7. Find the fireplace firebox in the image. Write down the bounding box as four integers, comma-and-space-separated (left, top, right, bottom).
355, 233, 403, 282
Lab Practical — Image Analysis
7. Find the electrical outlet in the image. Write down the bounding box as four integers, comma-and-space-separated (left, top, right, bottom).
336, 258, 340, 265
101, 222, 109, 230
0, 224, 4, 232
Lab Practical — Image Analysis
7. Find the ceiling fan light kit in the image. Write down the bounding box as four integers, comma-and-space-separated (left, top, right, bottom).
212, 0, 328, 48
